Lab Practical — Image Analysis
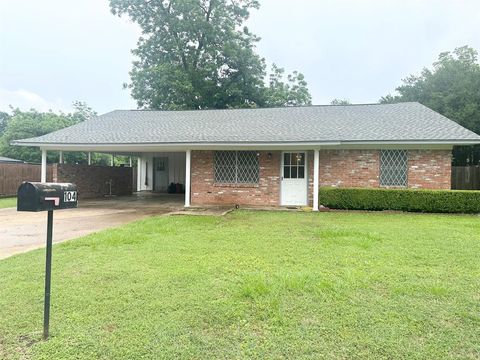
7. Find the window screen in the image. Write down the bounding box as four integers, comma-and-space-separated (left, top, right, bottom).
380, 150, 408, 187
283, 152, 305, 179
214, 151, 259, 184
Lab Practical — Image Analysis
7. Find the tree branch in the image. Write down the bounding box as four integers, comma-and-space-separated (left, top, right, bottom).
193, 0, 214, 69
159, 0, 189, 72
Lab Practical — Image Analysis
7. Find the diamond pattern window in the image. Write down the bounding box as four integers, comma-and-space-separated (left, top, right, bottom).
380, 150, 408, 187
214, 151, 259, 184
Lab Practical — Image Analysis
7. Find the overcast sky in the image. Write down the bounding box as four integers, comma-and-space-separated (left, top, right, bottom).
1, 0, 479, 114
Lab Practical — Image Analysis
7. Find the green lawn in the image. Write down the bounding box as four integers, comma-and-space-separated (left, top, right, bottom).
0, 197, 16, 209
0, 211, 479, 359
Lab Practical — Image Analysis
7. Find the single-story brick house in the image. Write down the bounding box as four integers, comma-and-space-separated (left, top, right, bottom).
12, 102, 480, 210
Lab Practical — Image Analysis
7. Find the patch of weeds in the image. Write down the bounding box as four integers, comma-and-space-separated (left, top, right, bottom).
238, 274, 272, 300
315, 228, 382, 250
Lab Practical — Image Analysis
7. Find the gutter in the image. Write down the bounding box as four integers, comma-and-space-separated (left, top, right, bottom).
10, 139, 480, 148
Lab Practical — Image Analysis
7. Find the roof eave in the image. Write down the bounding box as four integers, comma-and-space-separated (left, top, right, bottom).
10, 138, 480, 150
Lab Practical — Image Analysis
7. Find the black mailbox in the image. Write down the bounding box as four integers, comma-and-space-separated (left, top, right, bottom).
17, 182, 78, 212
17, 182, 78, 340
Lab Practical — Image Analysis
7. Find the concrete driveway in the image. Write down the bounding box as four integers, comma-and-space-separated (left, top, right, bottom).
0, 193, 184, 259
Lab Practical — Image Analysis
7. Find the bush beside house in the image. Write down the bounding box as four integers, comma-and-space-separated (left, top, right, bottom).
319, 187, 480, 213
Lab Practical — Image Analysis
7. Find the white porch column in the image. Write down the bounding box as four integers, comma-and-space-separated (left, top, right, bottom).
59, 150, 63, 164
41, 149, 47, 182
129, 157, 132, 167
313, 149, 320, 211
110, 155, 114, 166
87, 152, 92, 165
185, 150, 191, 207
136, 157, 142, 191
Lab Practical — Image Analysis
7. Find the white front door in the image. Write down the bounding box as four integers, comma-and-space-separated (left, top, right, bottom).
281, 152, 308, 206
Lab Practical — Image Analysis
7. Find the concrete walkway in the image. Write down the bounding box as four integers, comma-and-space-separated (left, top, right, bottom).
0, 193, 184, 260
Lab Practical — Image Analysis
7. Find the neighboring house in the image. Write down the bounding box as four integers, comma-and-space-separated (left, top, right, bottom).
0, 156, 24, 164
12, 102, 480, 210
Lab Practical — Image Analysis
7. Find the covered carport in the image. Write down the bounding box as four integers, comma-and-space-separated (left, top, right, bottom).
30, 146, 192, 207
137, 152, 186, 194
10, 110, 199, 208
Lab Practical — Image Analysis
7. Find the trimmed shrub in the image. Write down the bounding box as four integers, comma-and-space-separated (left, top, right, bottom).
319, 187, 480, 214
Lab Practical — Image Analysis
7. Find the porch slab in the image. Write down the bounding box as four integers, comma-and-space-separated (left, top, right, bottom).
170, 205, 235, 216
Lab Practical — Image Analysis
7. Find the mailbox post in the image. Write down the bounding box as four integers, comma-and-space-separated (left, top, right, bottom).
17, 182, 78, 340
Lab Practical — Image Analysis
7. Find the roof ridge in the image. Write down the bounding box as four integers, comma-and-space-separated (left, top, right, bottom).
113, 102, 419, 113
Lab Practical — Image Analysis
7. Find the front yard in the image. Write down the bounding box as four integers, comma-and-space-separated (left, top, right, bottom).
0, 197, 16, 209
0, 211, 479, 359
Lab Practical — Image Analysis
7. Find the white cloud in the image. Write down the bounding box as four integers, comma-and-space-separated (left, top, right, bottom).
0, 88, 72, 114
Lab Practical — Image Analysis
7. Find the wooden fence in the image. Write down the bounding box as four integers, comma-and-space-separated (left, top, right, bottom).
451, 166, 480, 190
0, 163, 54, 196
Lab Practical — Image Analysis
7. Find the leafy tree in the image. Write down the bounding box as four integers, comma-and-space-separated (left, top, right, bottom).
330, 98, 351, 105
0, 102, 96, 163
0, 111, 10, 136
263, 64, 311, 107
110, 0, 311, 109
380, 46, 480, 165
69, 101, 96, 123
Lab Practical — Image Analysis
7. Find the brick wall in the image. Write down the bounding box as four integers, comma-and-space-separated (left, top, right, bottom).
320, 150, 380, 188
319, 149, 452, 190
408, 150, 451, 189
191, 150, 281, 206
53, 164, 133, 199
189, 149, 452, 206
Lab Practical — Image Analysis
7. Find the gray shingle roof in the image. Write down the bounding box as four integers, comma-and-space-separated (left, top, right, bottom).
12, 102, 480, 146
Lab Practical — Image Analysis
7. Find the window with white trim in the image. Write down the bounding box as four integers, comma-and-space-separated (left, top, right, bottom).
214, 151, 259, 184
380, 150, 408, 187
283, 152, 306, 179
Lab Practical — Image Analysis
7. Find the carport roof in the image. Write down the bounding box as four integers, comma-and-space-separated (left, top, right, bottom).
11, 102, 480, 147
